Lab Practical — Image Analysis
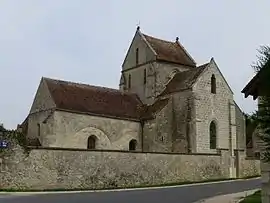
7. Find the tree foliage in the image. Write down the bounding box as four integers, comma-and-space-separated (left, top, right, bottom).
258, 96, 270, 162
0, 123, 27, 153
252, 45, 270, 73
252, 45, 270, 162
0, 123, 5, 132
244, 112, 258, 146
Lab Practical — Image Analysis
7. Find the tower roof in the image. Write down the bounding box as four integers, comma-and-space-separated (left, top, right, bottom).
142, 33, 196, 67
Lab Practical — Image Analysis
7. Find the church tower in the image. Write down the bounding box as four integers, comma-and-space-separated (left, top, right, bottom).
120, 26, 157, 104
120, 27, 196, 105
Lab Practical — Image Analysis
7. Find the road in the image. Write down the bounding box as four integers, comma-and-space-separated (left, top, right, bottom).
0, 178, 261, 203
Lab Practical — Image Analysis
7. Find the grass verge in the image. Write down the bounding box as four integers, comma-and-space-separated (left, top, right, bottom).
0, 175, 260, 193
240, 190, 261, 203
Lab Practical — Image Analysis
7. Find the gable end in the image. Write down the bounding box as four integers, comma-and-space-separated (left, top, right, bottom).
29, 77, 56, 114
121, 27, 157, 69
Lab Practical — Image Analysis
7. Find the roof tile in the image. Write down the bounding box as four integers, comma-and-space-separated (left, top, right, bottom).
160, 63, 209, 96
44, 78, 143, 120
143, 34, 196, 67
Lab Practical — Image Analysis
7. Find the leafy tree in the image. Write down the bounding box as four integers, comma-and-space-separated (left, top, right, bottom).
252, 45, 270, 162
244, 112, 258, 146
252, 45, 270, 72
0, 123, 5, 132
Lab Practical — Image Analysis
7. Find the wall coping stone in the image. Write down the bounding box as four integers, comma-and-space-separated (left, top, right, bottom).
27, 146, 221, 156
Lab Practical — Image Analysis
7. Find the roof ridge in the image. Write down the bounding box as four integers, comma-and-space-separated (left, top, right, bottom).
42, 77, 144, 121
158, 64, 209, 97
197, 62, 210, 68
44, 77, 135, 95
142, 33, 176, 44
175, 41, 196, 66
142, 32, 196, 67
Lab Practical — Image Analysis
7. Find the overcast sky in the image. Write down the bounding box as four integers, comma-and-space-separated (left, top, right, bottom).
0, 0, 269, 129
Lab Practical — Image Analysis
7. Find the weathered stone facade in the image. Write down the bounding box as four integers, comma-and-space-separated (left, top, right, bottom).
44, 111, 141, 150
119, 28, 245, 157
12, 27, 260, 189
20, 27, 247, 156
0, 142, 260, 190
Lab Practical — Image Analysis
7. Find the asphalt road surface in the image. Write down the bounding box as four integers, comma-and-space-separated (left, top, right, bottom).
0, 178, 261, 203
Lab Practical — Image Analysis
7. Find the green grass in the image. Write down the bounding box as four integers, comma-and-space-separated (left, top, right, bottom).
240, 190, 261, 203
0, 175, 260, 193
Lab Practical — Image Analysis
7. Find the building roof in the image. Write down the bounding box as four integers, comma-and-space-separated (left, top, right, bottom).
159, 63, 209, 96
141, 98, 170, 119
242, 59, 270, 100
142, 33, 196, 67
44, 78, 144, 120
42, 77, 169, 121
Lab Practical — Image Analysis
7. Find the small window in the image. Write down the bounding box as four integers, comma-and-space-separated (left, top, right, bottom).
128, 74, 131, 88
136, 48, 139, 65
143, 69, 146, 84
210, 121, 217, 149
87, 135, 96, 149
254, 152, 260, 159
129, 139, 137, 151
211, 74, 216, 94
161, 136, 164, 142
37, 123, 41, 137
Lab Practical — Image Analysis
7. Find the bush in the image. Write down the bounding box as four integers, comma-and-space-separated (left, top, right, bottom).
0, 125, 27, 153
240, 190, 261, 203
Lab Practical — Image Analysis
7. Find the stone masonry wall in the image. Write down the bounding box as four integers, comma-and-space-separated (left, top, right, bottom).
27, 109, 54, 144
234, 102, 246, 150
239, 157, 261, 178
1, 145, 230, 190
122, 63, 154, 104
122, 59, 191, 105
171, 91, 196, 153
42, 111, 141, 151
154, 62, 190, 96
193, 60, 234, 153
27, 78, 56, 141
122, 31, 155, 71
29, 78, 56, 114
0, 138, 261, 190
144, 99, 173, 152
121, 30, 156, 104
121, 30, 192, 105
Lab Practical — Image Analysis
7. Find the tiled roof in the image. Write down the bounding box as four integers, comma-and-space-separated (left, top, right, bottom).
44, 78, 144, 120
159, 63, 209, 96
141, 98, 170, 119
143, 34, 196, 67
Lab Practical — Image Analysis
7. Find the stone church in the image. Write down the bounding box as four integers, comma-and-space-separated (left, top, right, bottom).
19, 27, 246, 154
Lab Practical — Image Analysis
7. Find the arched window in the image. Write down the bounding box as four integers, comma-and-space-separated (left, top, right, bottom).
129, 139, 137, 151
143, 69, 146, 84
211, 74, 216, 94
210, 121, 217, 149
136, 48, 139, 65
128, 74, 131, 88
87, 135, 96, 149
37, 123, 41, 137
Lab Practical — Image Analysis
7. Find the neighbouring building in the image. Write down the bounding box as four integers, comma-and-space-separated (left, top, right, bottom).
242, 58, 270, 203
